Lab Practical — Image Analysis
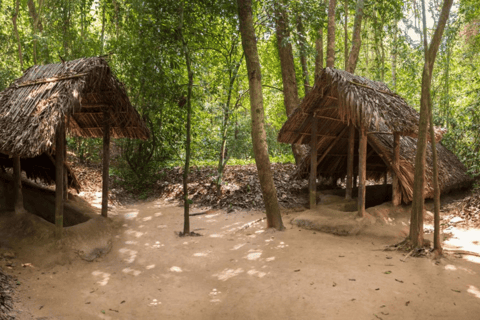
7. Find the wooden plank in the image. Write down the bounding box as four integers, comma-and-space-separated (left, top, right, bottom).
13, 156, 25, 214
346, 125, 355, 200
358, 126, 367, 217
309, 117, 318, 209
392, 133, 402, 206
55, 117, 65, 239
64, 118, 68, 201
101, 109, 111, 217
316, 127, 348, 166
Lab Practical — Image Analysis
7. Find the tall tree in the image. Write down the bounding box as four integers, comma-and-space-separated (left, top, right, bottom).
326, 0, 336, 68
237, 0, 284, 230
315, 0, 327, 75
346, 0, 364, 73
296, 14, 310, 94
274, 1, 303, 164
409, 0, 453, 248
12, 0, 23, 70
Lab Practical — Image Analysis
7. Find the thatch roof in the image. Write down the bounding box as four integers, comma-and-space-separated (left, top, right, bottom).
0, 57, 149, 159
278, 68, 472, 203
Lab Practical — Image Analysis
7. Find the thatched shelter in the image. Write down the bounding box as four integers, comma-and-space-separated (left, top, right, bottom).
0, 57, 149, 237
278, 68, 471, 213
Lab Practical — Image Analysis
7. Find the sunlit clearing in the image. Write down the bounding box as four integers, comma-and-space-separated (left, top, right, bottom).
245, 250, 262, 261
122, 267, 141, 276
445, 265, 457, 271
209, 234, 224, 238
148, 299, 161, 306
213, 268, 244, 281
231, 243, 246, 251
146, 264, 155, 270
92, 271, 110, 286
124, 211, 139, 219
468, 285, 480, 299
143, 216, 152, 221
170, 266, 183, 272
266, 257, 275, 262
247, 269, 266, 278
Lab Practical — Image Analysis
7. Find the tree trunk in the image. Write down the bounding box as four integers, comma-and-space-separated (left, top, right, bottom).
12, 0, 23, 70
344, 0, 348, 70
326, 0, 337, 68
55, 117, 65, 239
315, 0, 327, 76
391, 23, 398, 91
238, 0, 284, 230
429, 94, 442, 254
101, 109, 110, 217
357, 126, 366, 217
345, 125, 355, 200
346, 0, 364, 73
309, 117, 318, 209
274, 3, 303, 165
180, 5, 194, 235
410, 0, 453, 249
392, 133, 402, 206
296, 15, 310, 94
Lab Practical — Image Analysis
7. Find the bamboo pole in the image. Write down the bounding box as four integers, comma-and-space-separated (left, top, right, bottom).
309, 117, 318, 209
55, 117, 65, 239
13, 156, 25, 214
101, 109, 111, 217
392, 133, 401, 206
358, 126, 367, 217
346, 125, 355, 200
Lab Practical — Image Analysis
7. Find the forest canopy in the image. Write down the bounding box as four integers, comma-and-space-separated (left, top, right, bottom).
0, 0, 478, 193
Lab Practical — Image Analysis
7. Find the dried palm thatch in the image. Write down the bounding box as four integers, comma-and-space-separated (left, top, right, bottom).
0, 57, 149, 189
0, 56, 149, 159
278, 68, 472, 203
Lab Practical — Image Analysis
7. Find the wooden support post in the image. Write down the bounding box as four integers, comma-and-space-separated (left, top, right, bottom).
55, 118, 65, 239
102, 109, 111, 217
346, 125, 355, 200
13, 156, 25, 214
63, 127, 68, 201
358, 126, 367, 217
309, 117, 318, 209
392, 133, 402, 206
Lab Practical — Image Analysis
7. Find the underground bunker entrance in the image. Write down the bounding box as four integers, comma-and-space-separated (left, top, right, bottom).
0, 174, 97, 227
319, 184, 393, 211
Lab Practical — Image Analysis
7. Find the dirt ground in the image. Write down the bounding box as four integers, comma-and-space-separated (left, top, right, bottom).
2, 198, 480, 320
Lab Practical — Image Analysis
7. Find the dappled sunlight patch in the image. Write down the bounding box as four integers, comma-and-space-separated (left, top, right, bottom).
231, 243, 246, 251
194, 251, 211, 257
255, 230, 265, 234
266, 256, 275, 262
170, 266, 183, 273
124, 211, 139, 220
245, 249, 262, 261
154, 212, 162, 217
152, 241, 164, 249
468, 285, 480, 299
444, 228, 480, 255
213, 268, 244, 281
205, 213, 220, 218
148, 299, 161, 306
222, 222, 242, 230
463, 255, 480, 264
157, 225, 167, 229
209, 288, 221, 303
119, 248, 137, 263
122, 267, 141, 276
92, 271, 110, 286
146, 264, 156, 270
206, 219, 217, 223
445, 264, 457, 271
143, 216, 152, 222
276, 241, 288, 249
247, 269, 266, 278
125, 229, 144, 238
209, 233, 224, 238
125, 240, 138, 245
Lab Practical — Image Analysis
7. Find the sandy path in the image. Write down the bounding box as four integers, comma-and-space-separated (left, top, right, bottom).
5, 200, 480, 320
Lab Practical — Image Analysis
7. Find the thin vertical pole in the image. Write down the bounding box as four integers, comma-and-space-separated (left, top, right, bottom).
309, 117, 318, 209
13, 156, 25, 214
102, 108, 111, 217
357, 126, 367, 217
346, 125, 355, 199
55, 117, 65, 239
392, 133, 402, 206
